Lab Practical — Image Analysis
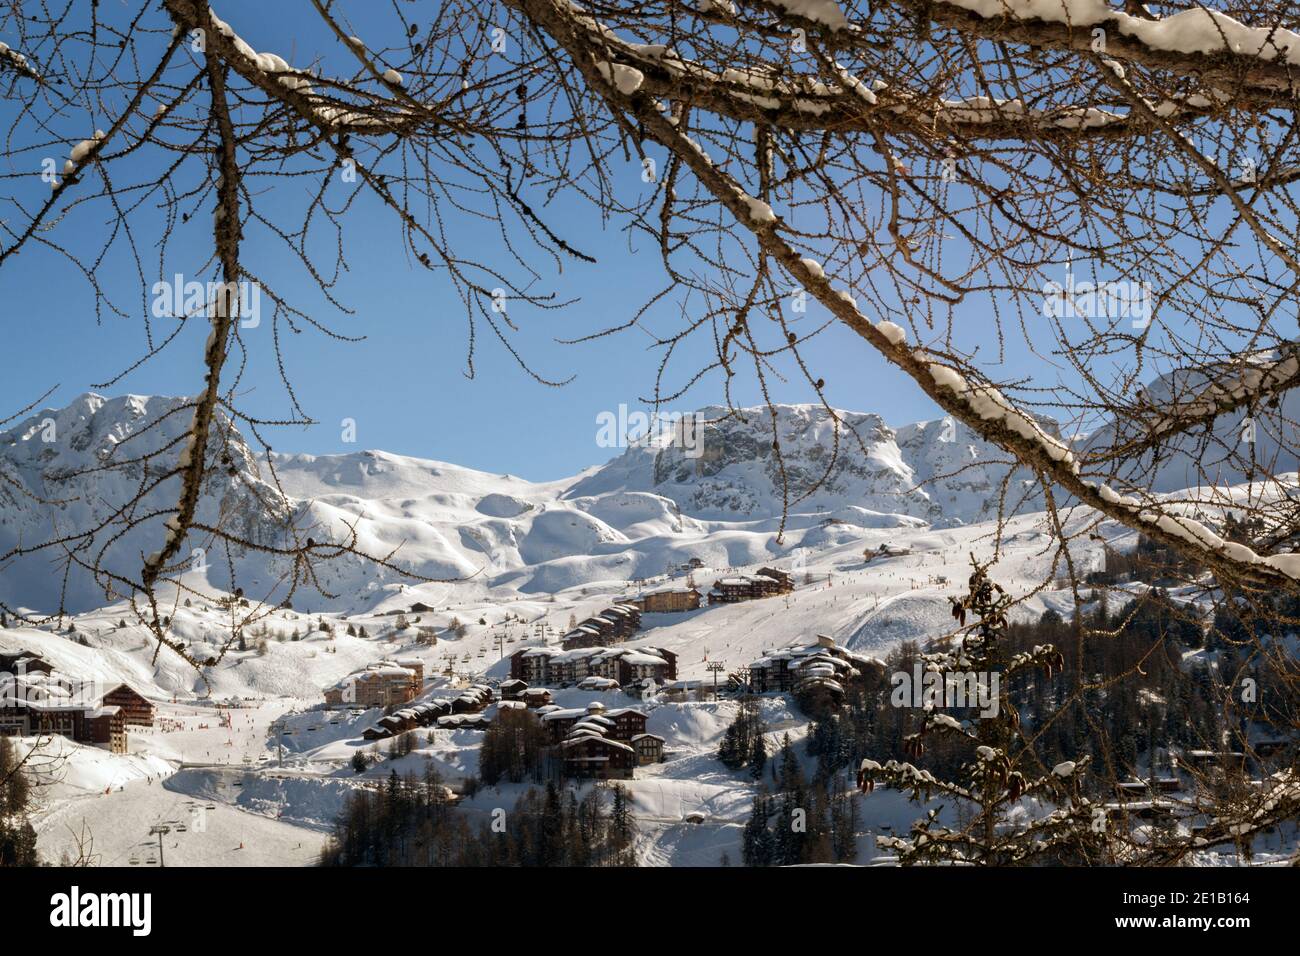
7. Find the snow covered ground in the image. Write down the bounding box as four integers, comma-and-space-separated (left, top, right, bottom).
1, 393, 1293, 866
28, 700, 328, 866
0, 450, 1148, 868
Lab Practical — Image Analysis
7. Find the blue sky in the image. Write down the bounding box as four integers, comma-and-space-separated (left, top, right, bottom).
0, 1, 1056, 480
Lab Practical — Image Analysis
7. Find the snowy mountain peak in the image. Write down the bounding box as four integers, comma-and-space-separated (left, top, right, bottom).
571, 402, 1041, 523
0, 395, 1046, 615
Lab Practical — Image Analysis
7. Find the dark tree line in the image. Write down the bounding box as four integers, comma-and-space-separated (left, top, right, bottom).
721, 545, 1296, 867
320, 766, 635, 867
741, 733, 858, 867
478, 709, 551, 786
797, 586, 1287, 798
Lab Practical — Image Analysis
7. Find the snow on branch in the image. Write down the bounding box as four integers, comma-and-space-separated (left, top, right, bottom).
567, 9, 1209, 139
943, 0, 1300, 66
1099, 347, 1300, 459
890, 0, 1300, 106
0, 40, 41, 81
533, 0, 1300, 593
166, 2, 419, 135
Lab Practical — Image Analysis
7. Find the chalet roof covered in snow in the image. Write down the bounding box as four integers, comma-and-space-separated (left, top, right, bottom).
748, 636, 881, 671
327, 659, 420, 691
516, 644, 670, 666
560, 732, 633, 754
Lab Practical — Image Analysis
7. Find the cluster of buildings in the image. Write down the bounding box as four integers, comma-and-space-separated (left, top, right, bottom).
323, 659, 425, 708
0, 650, 155, 755
560, 603, 642, 650
707, 567, 794, 604
538, 701, 664, 779
630, 565, 795, 612
361, 684, 493, 740
499, 679, 554, 708
509, 644, 678, 689
357, 675, 665, 781
1100, 753, 1293, 831
742, 635, 881, 699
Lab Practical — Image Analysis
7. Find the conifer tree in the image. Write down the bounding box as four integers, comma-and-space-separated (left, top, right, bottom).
859, 558, 1109, 865
610, 783, 634, 855
0, 738, 38, 866
741, 789, 775, 867
717, 696, 765, 770
749, 734, 768, 780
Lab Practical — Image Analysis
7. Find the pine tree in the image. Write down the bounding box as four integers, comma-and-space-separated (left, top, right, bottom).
829, 780, 858, 863
540, 782, 564, 866
859, 557, 1110, 865
749, 734, 767, 779
718, 696, 765, 770
610, 783, 633, 856
717, 722, 743, 769
776, 733, 802, 792
741, 790, 774, 867
0, 738, 39, 866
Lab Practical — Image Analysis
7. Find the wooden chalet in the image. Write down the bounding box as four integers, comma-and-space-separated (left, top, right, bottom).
0, 669, 127, 753
636, 586, 702, 613
541, 701, 648, 745
1115, 778, 1181, 798
631, 733, 665, 765
559, 603, 643, 649
0, 652, 52, 676
323, 660, 423, 708
509, 645, 677, 688
359, 684, 492, 740
707, 567, 794, 604
499, 678, 528, 701
560, 731, 636, 780
103, 683, 155, 727
744, 634, 882, 697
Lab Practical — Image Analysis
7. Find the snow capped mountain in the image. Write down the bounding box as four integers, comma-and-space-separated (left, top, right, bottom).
569, 403, 1043, 524
0, 393, 290, 613
0, 395, 1047, 614
1083, 357, 1300, 494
